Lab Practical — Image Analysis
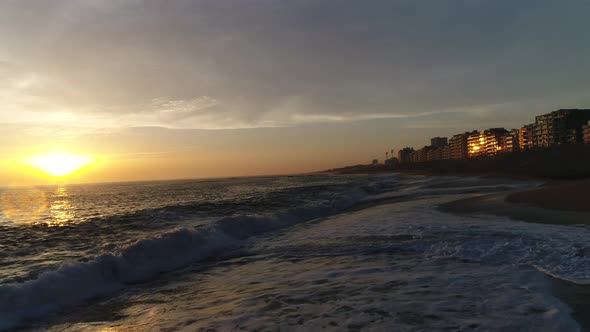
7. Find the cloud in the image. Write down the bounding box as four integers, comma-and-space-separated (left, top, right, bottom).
1, 0, 590, 130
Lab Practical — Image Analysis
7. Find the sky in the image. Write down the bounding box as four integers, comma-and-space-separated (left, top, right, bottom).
2, 0, 590, 184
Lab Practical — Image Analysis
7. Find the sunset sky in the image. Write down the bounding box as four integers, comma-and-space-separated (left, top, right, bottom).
2, 0, 590, 184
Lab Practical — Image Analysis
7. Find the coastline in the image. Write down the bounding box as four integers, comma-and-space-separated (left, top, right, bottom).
323, 144, 590, 182
352, 175, 590, 330
436, 179, 590, 331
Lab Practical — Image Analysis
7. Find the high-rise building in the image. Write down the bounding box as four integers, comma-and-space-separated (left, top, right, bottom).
427, 145, 450, 161
410, 150, 418, 162
416, 146, 432, 162
397, 147, 415, 163
449, 133, 468, 159
501, 129, 520, 153
519, 124, 535, 150
484, 128, 509, 156
467, 130, 484, 158
430, 137, 448, 148
534, 109, 590, 148
441, 145, 450, 160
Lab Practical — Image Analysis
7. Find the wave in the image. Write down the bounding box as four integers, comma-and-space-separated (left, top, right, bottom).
0, 188, 368, 330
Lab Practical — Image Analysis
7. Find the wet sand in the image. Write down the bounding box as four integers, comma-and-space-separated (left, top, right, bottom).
438, 180, 590, 330
439, 191, 590, 226
506, 179, 590, 212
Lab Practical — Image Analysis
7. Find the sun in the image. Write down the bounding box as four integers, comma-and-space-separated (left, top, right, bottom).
23, 152, 94, 177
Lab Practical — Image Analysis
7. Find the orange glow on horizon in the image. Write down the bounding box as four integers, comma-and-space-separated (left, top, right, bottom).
21, 152, 95, 177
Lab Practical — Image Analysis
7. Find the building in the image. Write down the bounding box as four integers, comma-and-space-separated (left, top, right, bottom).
534, 109, 590, 148
501, 129, 520, 153
430, 137, 448, 148
441, 145, 450, 160
583, 121, 590, 144
449, 133, 468, 159
467, 130, 484, 158
426, 145, 451, 161
483, 128, 509, 156
397, 147, 415, 163
416, 146, 432, 162
426, 147, 440, 161
519, 124, 535, 150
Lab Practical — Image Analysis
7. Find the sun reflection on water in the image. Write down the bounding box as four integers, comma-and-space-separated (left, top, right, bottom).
0, 187, 48, 225
48, 186, 76, 226
0, 186, 77, 226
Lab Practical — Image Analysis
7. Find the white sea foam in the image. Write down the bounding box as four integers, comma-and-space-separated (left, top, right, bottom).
0, 188, 369, 330
1, 177, 568, 330
57, 194, 582, 331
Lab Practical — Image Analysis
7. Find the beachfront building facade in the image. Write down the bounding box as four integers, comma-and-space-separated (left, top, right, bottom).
467, 130, 484, 158
425, 136, 450, 161
483, 128, 509, 156
426, 145, 449, 161
392, 108, 590, 165
397, 147, 415, 163
449, 133, 468, 159
534, 109, 590, 148
519, 124, 535, 150
441, 145, 450, 159
500, 129, 520, 153
416, 146, 431, 162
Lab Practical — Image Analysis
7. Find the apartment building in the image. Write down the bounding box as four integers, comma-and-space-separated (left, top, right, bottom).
392, 108, 589, 165
416, 146, 431, 162
467, 130, 484, 158
501, 129, 520, 153
518, 124, 534, 150
397, 147, 415, 163
449, 133, 468, 159
484, 128, 509, 156
534, 109, 590, 147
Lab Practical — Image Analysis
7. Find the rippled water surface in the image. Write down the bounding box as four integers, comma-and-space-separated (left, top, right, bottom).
0, 174, 587, 331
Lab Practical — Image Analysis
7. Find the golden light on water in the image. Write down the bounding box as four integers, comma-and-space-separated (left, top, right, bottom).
22, 152, 94, 177
0, 188, 49, 224
0, 186, 77, 226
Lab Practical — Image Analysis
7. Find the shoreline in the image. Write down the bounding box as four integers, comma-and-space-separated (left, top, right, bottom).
323, 144, 590, 182
436, 179, 590, 331
352, 175, 590, 330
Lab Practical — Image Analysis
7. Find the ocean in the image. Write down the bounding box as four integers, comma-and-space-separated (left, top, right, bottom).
0, 174, 587, 331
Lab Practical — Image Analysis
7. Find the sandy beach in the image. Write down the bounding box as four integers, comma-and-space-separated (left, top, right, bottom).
438, 179, 590, 225
438, 178, 590, 330
507, 179, 590, 212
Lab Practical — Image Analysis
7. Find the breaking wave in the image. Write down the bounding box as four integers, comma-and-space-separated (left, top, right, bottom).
0, 189, 368, 330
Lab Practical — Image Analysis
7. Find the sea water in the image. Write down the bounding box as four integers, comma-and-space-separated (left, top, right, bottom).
0, 174, 587, 331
